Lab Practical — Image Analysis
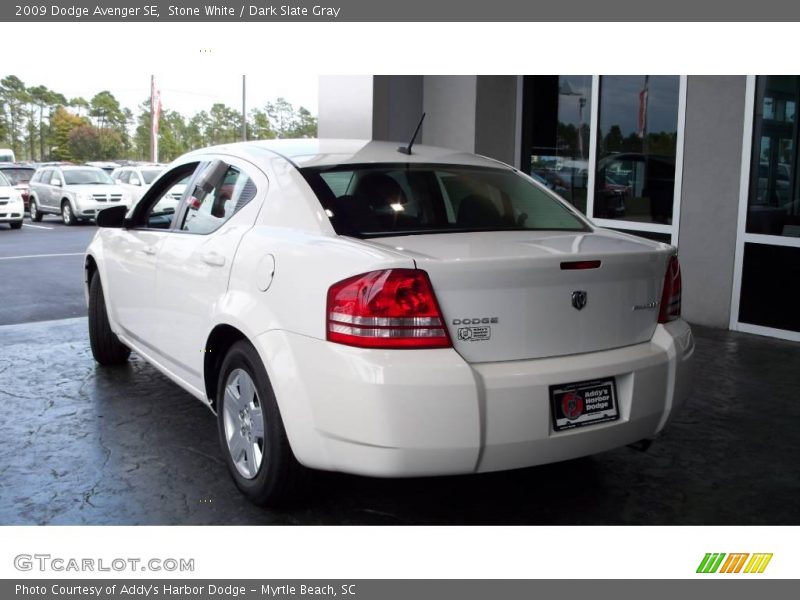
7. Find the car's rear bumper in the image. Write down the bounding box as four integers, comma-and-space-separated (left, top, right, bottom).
255, 320, 694, 477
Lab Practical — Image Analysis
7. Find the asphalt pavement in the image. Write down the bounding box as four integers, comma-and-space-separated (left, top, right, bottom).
0, 315, 798, 524
0, 215, 96, 325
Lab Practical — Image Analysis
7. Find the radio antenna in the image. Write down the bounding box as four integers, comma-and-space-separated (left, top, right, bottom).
397, 113, 426, 155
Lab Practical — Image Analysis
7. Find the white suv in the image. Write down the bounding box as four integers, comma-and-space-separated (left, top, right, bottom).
85, 139, 693, 505
29, 165, 131, 225
111, 165, 186, 209
0, 171, 24, 229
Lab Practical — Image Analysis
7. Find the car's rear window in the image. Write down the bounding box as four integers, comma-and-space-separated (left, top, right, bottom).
0, 168, 34, 185
301, 163, 588, 238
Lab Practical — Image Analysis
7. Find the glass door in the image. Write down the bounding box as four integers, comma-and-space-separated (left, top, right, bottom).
731, 75, 800, 341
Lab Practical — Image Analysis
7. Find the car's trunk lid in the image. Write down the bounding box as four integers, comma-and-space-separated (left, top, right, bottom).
366, 230, 672, 363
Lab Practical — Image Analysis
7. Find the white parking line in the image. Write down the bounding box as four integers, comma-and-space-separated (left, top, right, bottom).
0, 252, 83, 261
22, 223, 54, 230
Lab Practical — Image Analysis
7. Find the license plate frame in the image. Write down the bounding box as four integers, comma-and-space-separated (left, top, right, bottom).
550, 377, 619, 432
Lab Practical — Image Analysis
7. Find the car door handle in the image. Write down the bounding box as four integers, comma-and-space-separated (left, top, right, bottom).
201, 252, 226, 267
142, 245, 157, 256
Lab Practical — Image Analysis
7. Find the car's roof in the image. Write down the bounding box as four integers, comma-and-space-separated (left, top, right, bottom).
186, 139, 514, 170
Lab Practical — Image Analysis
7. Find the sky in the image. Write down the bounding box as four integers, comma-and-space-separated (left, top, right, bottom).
4, 71, 319, 119
598, 75, 680, 136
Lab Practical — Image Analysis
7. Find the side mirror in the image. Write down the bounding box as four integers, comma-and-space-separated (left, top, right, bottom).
130, 176, 141, 186
51, 178, 62, 187
96, 205, 128, 228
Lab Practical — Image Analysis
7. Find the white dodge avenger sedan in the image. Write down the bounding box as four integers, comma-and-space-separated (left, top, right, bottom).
85, 139, 693, 505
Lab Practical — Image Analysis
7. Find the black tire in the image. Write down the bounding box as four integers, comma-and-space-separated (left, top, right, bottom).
88, 272, 131, 365
216, 340, 308, 506
10, 221, 22, 229
61, 200, 74, 226
29, 199, 43, 222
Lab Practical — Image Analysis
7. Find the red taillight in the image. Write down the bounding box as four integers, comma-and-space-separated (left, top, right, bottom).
658, 255, 682, 323
326, 269, 451, 349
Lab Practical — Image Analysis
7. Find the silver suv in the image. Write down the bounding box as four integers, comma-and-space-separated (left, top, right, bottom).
29, 165, 132, 225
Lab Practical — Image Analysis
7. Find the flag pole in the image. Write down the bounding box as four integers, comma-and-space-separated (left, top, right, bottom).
242, 75, 247, 142
150, 75, 160, 163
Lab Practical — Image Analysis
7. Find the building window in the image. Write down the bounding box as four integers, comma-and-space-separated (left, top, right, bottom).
731, 76, 800, 339
521, 76, 592, 213
747, 76, 800, 237
739, 242, 800, 332
592, 76, 680, 226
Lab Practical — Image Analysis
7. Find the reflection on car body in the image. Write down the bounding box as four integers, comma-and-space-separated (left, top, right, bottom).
594, 153, 675, 224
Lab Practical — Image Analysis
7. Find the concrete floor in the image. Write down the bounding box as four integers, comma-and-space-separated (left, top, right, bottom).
0, 317, 798, 525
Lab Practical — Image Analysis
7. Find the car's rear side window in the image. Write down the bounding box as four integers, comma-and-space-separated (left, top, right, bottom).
304, 163, 588, 238
180, 165, 257, 235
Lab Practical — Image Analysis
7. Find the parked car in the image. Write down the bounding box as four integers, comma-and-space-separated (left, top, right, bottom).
0, 171, 24, 229
85, 139, 693, 505
111, 165, 186, 208
0, 164, 35, 211
0, 148, 15, 163
28, 165, 131, 225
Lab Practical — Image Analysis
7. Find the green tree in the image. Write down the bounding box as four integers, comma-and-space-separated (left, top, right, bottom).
90, 91, 130, 153
208, 103, 241, 144
248, 108, 277, 140
67, 125, 101, 161
28, 85, 58, 160
134, 100, 191, 161
133, 99, 152, 160
97, 128, 125, 159
187, 111, 212, 149
21, 86, 37, 160
0, 75, 28, 158
69, 97, 89, 118
267, 97, 295, 137
288, 106, 317, 138
0, 102, 7, 145
90, 91, 125, 129
51, 106, 88, 161
158, 110, 189, 161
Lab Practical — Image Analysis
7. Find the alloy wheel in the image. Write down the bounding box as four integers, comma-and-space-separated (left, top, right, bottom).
222, 368, 265, 479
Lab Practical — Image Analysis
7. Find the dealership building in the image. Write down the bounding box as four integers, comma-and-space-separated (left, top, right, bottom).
318, 75, 800, 341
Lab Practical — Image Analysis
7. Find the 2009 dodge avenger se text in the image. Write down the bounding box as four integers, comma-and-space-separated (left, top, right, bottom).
84, 139, 693, 505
